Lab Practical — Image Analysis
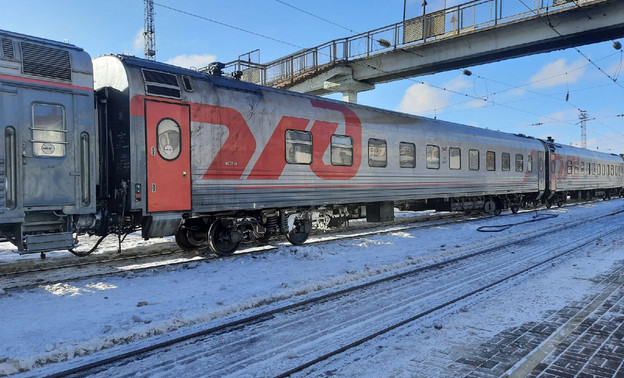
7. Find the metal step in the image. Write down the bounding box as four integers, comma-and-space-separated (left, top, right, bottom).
23, 232, 74, 253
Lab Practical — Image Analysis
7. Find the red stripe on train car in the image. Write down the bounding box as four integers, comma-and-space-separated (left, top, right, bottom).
0, 73, 92, 92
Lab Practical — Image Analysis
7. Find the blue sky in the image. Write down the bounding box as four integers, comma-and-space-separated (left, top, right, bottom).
4, 0, 623, 152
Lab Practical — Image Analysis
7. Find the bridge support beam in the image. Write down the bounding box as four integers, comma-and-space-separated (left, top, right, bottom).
281, 0, 624, 97
289, 66, 374, 103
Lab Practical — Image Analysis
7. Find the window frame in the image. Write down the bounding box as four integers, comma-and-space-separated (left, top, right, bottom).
469, 149, 480, 171
486, 151, 496, 171
515, 154, 524, 172
449, 147, 461, 170
502, 152, 510, 171
399, 142, 416, 168
285, 129, 312, 165
426, 144, 440, 170
31, 103, 67, 158
156, 118, 182, 161
331, 134, 353, 167
368, 138, 387, 168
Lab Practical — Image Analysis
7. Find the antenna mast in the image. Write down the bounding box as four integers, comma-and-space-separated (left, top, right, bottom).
579, 110, 587, 149
144, 0, 156, 60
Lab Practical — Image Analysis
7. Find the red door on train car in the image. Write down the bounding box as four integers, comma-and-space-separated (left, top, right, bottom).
145, 100, 191, 212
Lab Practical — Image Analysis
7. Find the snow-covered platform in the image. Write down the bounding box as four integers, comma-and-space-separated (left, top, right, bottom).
448, 265, 624, 377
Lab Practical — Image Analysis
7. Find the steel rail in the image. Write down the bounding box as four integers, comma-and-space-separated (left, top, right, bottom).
43, 206, 623, 377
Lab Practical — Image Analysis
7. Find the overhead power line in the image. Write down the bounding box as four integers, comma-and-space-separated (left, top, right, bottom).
152, 1, 305, 50
274, 0, 359, 34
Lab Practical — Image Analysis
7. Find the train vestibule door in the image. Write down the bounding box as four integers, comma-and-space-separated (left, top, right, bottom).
145, 100, 191, 212
537, 151, 546, 192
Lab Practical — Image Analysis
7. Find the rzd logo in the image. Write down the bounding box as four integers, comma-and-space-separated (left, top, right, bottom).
196, 99, 362, 181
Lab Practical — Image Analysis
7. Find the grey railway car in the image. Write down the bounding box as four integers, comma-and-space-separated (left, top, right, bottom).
93, 55, 550, 255
542, 138, 624, 205
0, 30, 97, 253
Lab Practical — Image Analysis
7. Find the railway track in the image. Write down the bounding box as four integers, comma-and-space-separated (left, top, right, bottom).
1, 198, 596, 290
43, 206, 624, 377
0, 210, 480, 290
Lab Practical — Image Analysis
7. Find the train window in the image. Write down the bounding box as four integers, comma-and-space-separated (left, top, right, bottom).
331, 135, 353, 166
502, 153, 510, 171
182, 75, 193, 92
285, 130, 312, 164
527, 155, 533, 172
399, 142, 416, 168
486, 151, 496, 171
368, 139, 387, 168
157, 118, 181, 161
574, 161, 579, 174
612, 165, 615, 176
449, 147, 461, 170
602, 164, 606, 175
32, 104, 66, 157
142, 69, 181, 99
469, 149, 479, 171
426, 145, 440, 169
567, 160, 573, 175
592, 163, 596, 175
515, 154, 524, 172
580, 162, 585, 174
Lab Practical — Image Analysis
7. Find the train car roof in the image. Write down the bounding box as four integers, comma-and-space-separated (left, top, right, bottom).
97, 55, 547, 148
542, 139, 624, 162
0, 29, 85, 52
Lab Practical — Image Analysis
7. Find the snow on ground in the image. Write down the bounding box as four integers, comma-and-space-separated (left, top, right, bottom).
1, 200, 623, 376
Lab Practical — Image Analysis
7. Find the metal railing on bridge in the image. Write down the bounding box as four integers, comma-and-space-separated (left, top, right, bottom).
207, 0, 596, 88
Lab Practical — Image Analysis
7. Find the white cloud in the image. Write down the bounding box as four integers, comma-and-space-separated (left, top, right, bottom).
165, 54, 217, 69
133, 29, 144, 53
397, 76, 471, 115
529, 58, 586, 88
398, 82, 449, 115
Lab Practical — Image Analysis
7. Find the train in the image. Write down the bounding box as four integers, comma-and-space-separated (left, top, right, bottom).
0, 28, 622, 257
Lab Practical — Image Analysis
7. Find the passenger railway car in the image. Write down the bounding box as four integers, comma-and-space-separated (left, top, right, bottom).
542, 138, 624, 206
0, 30, 98, 252
93, 54, 552, 254
0, 28, 622, 256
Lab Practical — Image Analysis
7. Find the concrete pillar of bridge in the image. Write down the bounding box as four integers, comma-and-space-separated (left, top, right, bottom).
342, 90, 359, 103
324, 76, 374, 104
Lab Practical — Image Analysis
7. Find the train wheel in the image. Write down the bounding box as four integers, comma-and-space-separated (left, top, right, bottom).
511, 205, 520, 214
175, 226, 205, 251
286, 216, 312, 246
208, 219, 240, 256
484, 200, 497, 215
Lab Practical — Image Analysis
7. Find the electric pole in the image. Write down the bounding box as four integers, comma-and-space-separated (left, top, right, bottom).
144, 0, 156, 60
579, 110, 587, 149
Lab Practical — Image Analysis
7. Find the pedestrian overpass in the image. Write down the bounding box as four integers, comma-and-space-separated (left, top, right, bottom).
213, 0, 624, 103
